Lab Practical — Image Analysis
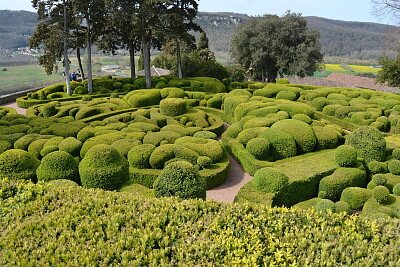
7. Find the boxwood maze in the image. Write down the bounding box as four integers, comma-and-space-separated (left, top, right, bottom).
2, 76, 400, 218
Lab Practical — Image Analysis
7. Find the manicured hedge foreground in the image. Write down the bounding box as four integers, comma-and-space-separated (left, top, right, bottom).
1, 179, 399, 266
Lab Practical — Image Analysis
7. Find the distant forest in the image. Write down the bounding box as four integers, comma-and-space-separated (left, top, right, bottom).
0, 10, 398, 63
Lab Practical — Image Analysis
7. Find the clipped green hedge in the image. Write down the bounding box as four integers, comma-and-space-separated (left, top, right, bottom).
2, 179, 399, 265
79, 144, 129, 190
36, 151, 79, 183
0, 149, 40, 181
154, 161, 206, 200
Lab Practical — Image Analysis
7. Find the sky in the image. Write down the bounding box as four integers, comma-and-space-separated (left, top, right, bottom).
0, 0, 396, 25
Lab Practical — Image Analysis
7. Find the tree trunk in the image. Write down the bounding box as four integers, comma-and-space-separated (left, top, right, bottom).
63, 0, 71, 95
87, 25, 93, 93
129, 42, 136, 79
77, 47, 85, 80
142, 35, 152, 89
176, 40, 182, 78
267, 71, 277, 83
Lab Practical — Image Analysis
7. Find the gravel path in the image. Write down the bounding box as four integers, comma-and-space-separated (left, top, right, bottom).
1, 103, 252, 202
3, 102, 26, 115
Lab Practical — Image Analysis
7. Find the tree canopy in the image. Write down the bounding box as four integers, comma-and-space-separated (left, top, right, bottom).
230, 12, 323, 83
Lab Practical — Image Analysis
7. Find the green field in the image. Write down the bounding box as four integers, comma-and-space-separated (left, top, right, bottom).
0, 64, 63, 95
315, 64, 381, 78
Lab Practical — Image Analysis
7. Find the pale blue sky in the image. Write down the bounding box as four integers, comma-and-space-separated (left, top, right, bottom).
0, 0, 396, 25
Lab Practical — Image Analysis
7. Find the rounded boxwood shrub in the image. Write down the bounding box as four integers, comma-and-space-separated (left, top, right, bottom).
316, 199, 335, 213
393, 183, 400, 196
368, 161, 386, 174
252, 167, 289, 194
149, 144, 175, 169
372, 174, 387, 186
160, 98, 187, 116
246, 138, 270, 160
36, 151, 79, 183
258, 128, 297, 160
0, 149, 40, 181
388, 159, 400, 175
74, 86, 88, 94
335, 145, 357, 167
79, 144, 128, 190
0, 140, 12, 154
173, 145, 200, 165
193, 131, 217, 140
276, 90, 297, 101
313, 126, 339, 150
58, 137, 82, 157
47, 179, 79, 188
345, 126, 386, 162
292, 114, 312, 124
319, 167, 367, 201
334, 201, 350, 213
392, 148, 400, 160
128, 144, 156, 169
373, 185, 390, 204
340, 187, 372, 210
197, 156, 212, 169
236, 127, 267, 145
153, 161, 206, 200
142, 131, 182, 146
270, 119, 317, 154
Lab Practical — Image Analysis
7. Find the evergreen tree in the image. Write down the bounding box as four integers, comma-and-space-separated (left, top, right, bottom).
230, 12, 323, 82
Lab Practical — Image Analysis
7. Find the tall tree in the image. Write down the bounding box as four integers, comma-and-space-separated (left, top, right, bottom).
71, 0, 107, 93
230, 12, 323, 83
164, 0, 200, 78
30, 0, 72, 94
134, 0, 169, 88
98, 0, 142, 78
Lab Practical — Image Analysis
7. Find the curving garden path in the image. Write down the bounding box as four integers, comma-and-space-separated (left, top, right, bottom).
3, 102, 252, 202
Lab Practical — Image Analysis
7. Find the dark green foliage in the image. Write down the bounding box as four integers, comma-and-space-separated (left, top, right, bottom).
79, 144, 128, 191
253, 167, 289, 194
271, 119, 317, 154
246, 138, 270, 160
345, 126, 386, 163
75, 107, 101, 120
373, 186, 390, 204
128, 144, 156, 169
316, 199, 335, 213
393, 183, 400, 196
149, 144, 175, 169
159, 98, 187, 116
175, 137, 225, 163
376, 55, 400, 87
237, 127, 267, 145
39, 101, 58, 117
335, 145, 357, 167
47, 92, 70, 99
0, 149, 40, 181
154, 161, 206, 200
36, 151, 79, 183
319, 167, 367, 201
206, 96, 223, 109
340, 187, 372, 210
388, 160, 400, 175
258, 128, 297, 160
58, 137, 82, 157
313, 126, 339, 150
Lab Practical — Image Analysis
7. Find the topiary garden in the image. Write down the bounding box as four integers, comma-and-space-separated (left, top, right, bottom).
1, 75, 400, 264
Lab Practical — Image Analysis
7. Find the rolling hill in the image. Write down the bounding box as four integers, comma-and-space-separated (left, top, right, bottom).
0, 10, 397, 62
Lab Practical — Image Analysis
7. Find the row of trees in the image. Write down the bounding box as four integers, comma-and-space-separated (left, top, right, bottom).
30, 0, 200, 94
